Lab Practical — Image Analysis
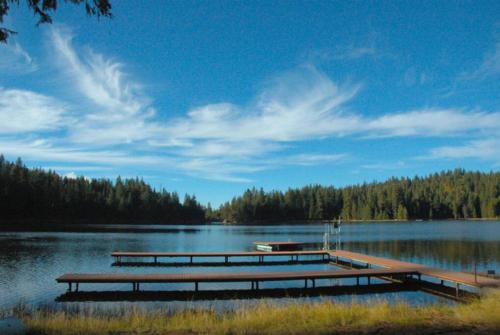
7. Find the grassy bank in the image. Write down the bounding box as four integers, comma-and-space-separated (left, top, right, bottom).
14, 289, 500, 335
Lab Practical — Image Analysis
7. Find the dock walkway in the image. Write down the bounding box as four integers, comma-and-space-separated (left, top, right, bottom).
330, 250, 500, 289
57, 268, 418, 292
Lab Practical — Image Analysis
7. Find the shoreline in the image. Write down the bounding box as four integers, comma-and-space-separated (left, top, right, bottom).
11, 289, 500, 335
220, 217, 500, 225
0, 217, 499, 232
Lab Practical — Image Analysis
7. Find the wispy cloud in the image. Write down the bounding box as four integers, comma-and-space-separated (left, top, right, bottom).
361, 160, 406, 171
0, 138, 171, 166
460, 41, 500, 80
0, 88, 67, 134
51, 28, 163, 145
427, 139, 500, 163
165, 67, 360, 143
365, 109, 500, 137
0, 41, 38, 74
334, 44, 377, 60
1, 27, 499, 183
280, 153, 347, 166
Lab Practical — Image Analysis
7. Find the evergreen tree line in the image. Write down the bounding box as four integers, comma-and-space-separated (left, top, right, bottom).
0, 156, 205, 224
2, 155, 500, 225
218, 170, 500, 223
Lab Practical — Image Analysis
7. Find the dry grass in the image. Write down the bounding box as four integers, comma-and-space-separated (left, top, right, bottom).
17, 289, 500, 335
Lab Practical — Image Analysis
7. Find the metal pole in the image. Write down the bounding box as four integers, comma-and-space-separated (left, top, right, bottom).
474, 262, 477, 283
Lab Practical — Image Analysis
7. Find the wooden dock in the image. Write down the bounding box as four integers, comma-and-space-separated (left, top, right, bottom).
112, 249, 500, 290
57, 268, 419, 292
329, 250, 500, 289
56, 249, 500, 301
112, 250, 329, 265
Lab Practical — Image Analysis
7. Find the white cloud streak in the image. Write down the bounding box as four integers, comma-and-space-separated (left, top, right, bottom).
1, 28, 499, 182
365, 109, 500, 137
51, 28, 163, 145
462, 41, 500, 80
0, 138, 171, 166
334, 45, 376, 60
0, 42, 38, 73
428, 139, 500, 163
0, 88, 66, 134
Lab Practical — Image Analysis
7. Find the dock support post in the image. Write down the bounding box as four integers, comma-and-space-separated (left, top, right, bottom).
154, 256, 157, 264
251, 281, 255, 290
256, 281, 259, 290
195, 282, 199, 292
304, 279, 308, 289
312, 279, 316, 288
441, 280, 444, 285
367, 276, 371, 285
356, 277, 359, 286
75, 283, 79, 292
132, 283, 135, 291
68, 282, 72, 292
190, 256, 193, 264
137, 283, 140, 291
418, 274, 421, 281
225, 256, 228, 264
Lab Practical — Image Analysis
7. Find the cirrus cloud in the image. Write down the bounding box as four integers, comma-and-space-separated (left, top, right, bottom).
1, 27, 499, 183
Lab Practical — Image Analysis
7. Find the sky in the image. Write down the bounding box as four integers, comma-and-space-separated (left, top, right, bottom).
0, 1, 499, 206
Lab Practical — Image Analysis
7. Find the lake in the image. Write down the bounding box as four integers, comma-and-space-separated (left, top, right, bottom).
1, 220, 499, 311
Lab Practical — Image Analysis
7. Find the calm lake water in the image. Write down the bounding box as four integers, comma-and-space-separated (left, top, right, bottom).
1, 220, 499, 311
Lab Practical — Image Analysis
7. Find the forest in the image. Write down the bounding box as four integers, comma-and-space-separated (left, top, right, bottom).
1, 155, 500, 225
218, 170, 500, 223
0, 156, 205, 224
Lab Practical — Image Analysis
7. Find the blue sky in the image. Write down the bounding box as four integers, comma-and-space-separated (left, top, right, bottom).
1, 1, 499, 206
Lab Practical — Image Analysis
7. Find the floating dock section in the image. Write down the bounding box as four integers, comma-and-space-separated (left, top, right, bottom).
253, 241, 304, 251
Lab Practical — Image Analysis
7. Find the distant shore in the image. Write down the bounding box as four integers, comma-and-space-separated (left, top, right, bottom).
0, 217, 499, 232
221, 217, 500, 225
